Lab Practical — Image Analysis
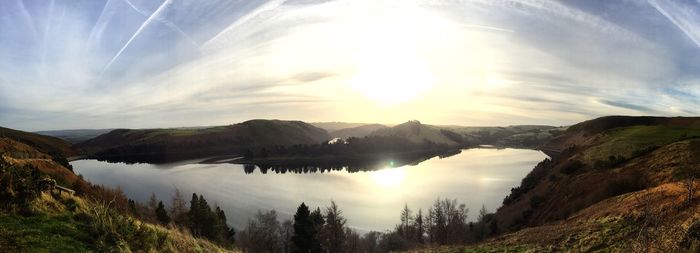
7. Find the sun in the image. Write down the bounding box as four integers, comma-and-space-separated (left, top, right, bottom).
350, 8, 449, 105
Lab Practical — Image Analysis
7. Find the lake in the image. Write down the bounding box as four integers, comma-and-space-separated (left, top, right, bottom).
71, 148, 547, 232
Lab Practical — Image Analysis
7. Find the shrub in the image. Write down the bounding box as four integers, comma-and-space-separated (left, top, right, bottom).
602, 172, 647, 198
561, 160, 584, 174
530, 195, 545, 209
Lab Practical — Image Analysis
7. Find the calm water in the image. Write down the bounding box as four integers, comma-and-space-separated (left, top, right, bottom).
71, 148, 546, 232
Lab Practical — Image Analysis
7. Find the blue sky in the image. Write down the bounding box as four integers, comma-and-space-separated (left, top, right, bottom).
1, 0, 700, 131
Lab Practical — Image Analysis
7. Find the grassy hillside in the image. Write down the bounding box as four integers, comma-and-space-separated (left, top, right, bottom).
0, 135, 234, 252
369, 121, 560, 148
436, 116, 700, 252
77, 120, 330, 163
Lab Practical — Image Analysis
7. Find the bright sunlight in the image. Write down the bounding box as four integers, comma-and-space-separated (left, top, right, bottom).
371, 167, 407, 187
350, 6, 452, 106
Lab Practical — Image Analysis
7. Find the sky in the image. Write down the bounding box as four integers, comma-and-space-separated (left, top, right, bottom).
1, 0, 700, 131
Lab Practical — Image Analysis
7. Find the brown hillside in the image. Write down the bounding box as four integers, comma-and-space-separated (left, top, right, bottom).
477, 182, 700, 252
495, 116, 700, 233
0, 127, 76, 157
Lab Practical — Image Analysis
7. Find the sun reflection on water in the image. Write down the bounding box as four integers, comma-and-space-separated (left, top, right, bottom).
371, 167, 406, 187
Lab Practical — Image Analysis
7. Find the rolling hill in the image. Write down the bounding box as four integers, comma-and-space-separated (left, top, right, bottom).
370, 120, 463, 146
77, 119, 331, 162
0, 126, 76, 157
366, 121, 560, 148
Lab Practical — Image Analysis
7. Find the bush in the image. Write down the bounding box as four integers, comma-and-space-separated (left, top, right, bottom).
529, 195, 545, 209
561, 160, 584, 174
602, 172, 647, 198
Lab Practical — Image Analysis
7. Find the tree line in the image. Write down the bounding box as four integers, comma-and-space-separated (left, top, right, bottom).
244, 135, 453, 160
237, 198, 498, 253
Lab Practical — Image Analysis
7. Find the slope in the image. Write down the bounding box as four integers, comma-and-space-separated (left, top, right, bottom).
0, 126, 76, 157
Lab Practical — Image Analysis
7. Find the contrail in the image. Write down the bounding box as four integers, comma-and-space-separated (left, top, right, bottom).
16, 0, 38, 40
462, 24, 514, 33
87, 0, 115, 48
122, 0, 198, 47
201, 0, 287, 50
102, 0, 172, 74
648, 0, 700, 48
40, 0, 56, 71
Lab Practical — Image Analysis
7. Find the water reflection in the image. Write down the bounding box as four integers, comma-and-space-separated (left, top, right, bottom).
71, 148, 546, 232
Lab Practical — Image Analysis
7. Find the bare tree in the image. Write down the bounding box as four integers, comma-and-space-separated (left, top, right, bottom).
170, 188, 188, 226
629, 189, 685, 252
239, 210, 282, 253
280, 220, 293, 253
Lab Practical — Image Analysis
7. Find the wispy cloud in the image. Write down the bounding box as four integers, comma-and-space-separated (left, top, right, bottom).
1, 0, 700, 131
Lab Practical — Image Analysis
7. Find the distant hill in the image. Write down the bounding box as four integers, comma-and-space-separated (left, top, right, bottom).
367, 121, 560, 148
311, 122, 371, 132
329, 124, 388, 139
0, 126, 76, 157
36, 129, 113, 144
446, 125, 564, 148
370, 120, 463, 146
77, 119, 330, 162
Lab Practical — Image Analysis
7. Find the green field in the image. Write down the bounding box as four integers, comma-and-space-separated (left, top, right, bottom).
582, 125, 700, 163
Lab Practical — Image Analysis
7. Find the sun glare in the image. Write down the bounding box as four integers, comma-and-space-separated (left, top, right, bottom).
371, 167, 407, 187
350, 8, 451, 106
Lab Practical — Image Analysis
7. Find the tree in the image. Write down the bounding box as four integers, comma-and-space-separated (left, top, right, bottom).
475, 205, 488, 240
425, 198, 469, 244
321, 201, 346, 252
170, 188, 188, 226
187, 193, 235, 247
281, 220, 294, 253
413, 209, 424, 243
148, 192, 158, 211
239, 210, 281, 253
345, 228, 360, 253
155, 201, 170, 225
478, 205, 488, 223
188, 193, 202, 236
291, 203, 322, 253
148, 192, 158, 221
399, 204, 412, 238
360, 231, 380, 253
